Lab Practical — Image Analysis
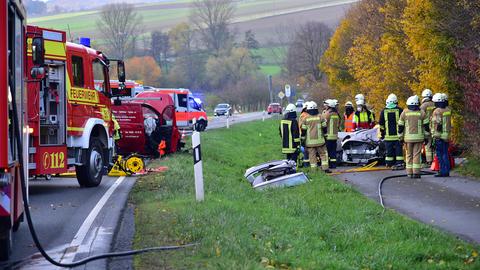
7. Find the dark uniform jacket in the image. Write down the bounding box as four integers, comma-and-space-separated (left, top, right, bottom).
279, 112, 300, 154
379, 107, 403, 141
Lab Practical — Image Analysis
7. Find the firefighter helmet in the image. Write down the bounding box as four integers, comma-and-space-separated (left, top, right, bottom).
355, 94, 365, 105
326, 99, 338, 108
356, 99, 365, 106
422, 89, 433, 98
285, 103, 297, 113
307, 101, 318, 110
345, 101, 353, 107
406, 95, 420, 106
432, 93, 445, 103
386, 94, 398, 106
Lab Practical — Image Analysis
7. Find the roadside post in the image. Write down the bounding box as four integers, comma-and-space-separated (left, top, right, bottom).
226, 114, 230, 129
262, 110, 265, 122
192, 131, 204, 201
285, 84, 291, 103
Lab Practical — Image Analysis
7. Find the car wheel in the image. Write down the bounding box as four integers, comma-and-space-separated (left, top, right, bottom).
76, 137, 104, 188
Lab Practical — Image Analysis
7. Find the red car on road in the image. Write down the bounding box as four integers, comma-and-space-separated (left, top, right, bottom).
267, 103, 282, 114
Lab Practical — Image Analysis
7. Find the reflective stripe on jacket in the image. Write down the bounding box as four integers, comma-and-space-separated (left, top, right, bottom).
379, 107, 402, 141
420, 101, 435, 120
353, 109, 375, 130
280, 119, 300, 154
431, 107, 452, 141
301, 115, 327, 147
324, 110, 340, 140
398, 109, 429, 143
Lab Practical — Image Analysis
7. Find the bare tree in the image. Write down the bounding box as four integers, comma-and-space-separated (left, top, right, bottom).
266, 23, 296, 67
151, 31, 170, 73
286, 22, 332, 82
190, 0, 236, 55
96, 3, 143, 59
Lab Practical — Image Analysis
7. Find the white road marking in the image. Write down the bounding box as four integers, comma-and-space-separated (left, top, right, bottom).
57, 176, 126, 267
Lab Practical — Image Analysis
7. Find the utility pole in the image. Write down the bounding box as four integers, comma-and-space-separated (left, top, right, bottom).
268, 75, 273, 104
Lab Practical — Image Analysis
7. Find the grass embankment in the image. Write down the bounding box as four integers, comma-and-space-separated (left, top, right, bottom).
132, 120, 479, 269
456, 156, 480, 179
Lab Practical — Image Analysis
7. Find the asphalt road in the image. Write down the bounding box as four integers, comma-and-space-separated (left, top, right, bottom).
1, 175, 135, 270
207, 111, 276, 130
335, 169, 480, 243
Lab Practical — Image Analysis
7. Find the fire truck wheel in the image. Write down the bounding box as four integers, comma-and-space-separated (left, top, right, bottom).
0, 229, 12, 261
76, 138, 104, 188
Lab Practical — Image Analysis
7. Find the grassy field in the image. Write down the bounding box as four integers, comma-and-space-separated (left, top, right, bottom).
456, 156, 480, 179
131, 120, 479, 269
28, 0, 350, 40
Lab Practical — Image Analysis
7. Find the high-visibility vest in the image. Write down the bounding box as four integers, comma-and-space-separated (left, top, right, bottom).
354, 110, 374, 130
344, 113, 354, 132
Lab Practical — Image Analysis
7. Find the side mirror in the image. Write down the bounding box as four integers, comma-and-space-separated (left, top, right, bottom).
32, 37, 45, 66
117, 61, 126, 83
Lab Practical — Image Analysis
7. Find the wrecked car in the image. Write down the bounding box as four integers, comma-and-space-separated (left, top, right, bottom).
336, 127, 385, 165
244, 160, 309, 190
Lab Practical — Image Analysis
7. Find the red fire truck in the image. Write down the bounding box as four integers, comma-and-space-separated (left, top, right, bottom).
0, 0, 46, 260
26, 26, 126, 187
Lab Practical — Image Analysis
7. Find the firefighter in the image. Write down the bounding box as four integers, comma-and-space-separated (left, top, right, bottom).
398, 95, 430, 178
112, 114, 121, 141
301, 102, 330, 173
344, 101, 355, 132
420, 89, 435, 165
324, 99, 340, 169
299, 101, 311, 167
379, 94, 404, 168
431, 93, 452, 177
353, 99, 375, 130
280, 103, 301, 162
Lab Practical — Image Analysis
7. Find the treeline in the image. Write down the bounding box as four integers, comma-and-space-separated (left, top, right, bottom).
97, 0, 269, 111
321, 0, 480, 152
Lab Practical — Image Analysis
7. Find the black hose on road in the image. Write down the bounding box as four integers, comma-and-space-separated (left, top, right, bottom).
11, 100, 197, 268
378, 171, 436, 209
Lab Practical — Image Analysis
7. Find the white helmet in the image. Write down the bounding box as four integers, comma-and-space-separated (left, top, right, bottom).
302, 101, 309, 109
355, 94, 365, 105
356, 99, 365, 106
386, 94, 398, 105
406, 95, 420, 106
307, 101, 318, 110
442, 93, 448, 101
285, 103, 296, 113
345, 101, 353, 107
326, 99, 338, 108
432, 93, 444, 103
421, 89, 433, 98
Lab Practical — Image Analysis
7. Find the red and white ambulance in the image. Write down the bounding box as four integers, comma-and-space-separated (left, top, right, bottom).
136, 88, 208, 131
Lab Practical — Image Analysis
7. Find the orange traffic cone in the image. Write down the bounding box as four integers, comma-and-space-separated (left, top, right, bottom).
431, 155, 439, 171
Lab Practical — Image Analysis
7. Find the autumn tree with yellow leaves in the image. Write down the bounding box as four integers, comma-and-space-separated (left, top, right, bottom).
322, 0, 480, 149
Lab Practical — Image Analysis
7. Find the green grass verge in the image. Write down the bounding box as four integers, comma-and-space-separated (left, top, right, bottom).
260, 65, 282, 76
131, 120, 479, 269
456, 156, 480, 179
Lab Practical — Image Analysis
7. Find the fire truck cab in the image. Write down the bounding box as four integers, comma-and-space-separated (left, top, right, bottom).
26, 26, 126, 187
